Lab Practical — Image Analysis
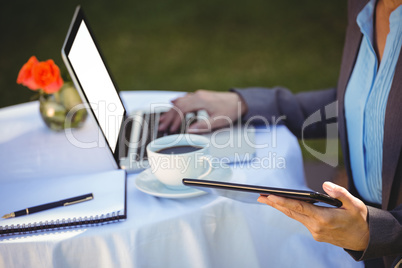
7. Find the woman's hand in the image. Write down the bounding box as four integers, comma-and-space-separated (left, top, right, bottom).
158, 90, 248, 133
257, 181, 370, 251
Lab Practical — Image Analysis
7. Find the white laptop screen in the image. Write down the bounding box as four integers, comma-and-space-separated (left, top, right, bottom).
67, 20, 125, 153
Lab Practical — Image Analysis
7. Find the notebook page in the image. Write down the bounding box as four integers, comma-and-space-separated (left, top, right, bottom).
0, 169, 126, 228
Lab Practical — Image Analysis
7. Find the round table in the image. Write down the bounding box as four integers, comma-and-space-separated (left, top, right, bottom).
0, 91, 362, 268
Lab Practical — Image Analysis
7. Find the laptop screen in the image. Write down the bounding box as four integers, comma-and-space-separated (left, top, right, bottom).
66, 18, 125, 153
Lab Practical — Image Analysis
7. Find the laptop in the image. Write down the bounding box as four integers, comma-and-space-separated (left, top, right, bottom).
61, 6, 255, 172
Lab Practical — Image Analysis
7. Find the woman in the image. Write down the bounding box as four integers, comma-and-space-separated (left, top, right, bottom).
158, 0, 402, 266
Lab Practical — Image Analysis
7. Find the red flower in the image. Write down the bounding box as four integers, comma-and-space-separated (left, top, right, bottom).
17, 56, 39, 90
32, 60, 64, 94
17, 56, 64, 94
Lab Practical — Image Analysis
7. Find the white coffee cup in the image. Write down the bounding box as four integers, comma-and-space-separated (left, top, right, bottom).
147, 134, 213, 190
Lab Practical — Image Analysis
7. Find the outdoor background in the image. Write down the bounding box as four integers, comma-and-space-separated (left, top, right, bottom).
1, 0, 348, 188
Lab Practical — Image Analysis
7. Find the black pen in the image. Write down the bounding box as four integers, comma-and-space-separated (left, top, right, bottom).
1, 193, 94, 219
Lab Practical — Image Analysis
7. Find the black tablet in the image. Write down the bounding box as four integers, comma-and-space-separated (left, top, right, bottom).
182, 179, 342, 207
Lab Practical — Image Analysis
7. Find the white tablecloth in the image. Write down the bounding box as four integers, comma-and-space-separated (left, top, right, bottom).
0, 91, 362, 268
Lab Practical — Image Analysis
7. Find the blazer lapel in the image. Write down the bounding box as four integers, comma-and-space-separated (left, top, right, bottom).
337, 0, 368, 197
382, 55, 402, 209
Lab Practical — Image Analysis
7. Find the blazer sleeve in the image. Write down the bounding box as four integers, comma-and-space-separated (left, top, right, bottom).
345, 204, 402, 263
231, 87, 337, 139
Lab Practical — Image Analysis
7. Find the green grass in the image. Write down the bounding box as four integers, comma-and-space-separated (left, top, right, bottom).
0, 0, 347, 163
1, 0, 346, 105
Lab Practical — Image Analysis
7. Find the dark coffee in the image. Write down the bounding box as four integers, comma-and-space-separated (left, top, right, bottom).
156, 145, 202, 155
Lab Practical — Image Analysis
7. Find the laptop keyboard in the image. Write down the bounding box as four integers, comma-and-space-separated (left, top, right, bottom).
119, 116, 133, 159
139, 112, 159, 161
122, 112, 198, 162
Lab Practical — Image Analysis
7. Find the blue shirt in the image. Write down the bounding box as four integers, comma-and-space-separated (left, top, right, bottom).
344, 0, 402, 204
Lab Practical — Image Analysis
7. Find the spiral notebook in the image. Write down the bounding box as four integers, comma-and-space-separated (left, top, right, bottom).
0, 169, 127, 236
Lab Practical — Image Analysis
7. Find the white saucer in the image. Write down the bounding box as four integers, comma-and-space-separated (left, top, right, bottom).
135, 164, 233, 199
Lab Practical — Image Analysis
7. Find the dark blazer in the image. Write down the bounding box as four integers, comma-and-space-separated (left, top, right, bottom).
234, 0, 402, 266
